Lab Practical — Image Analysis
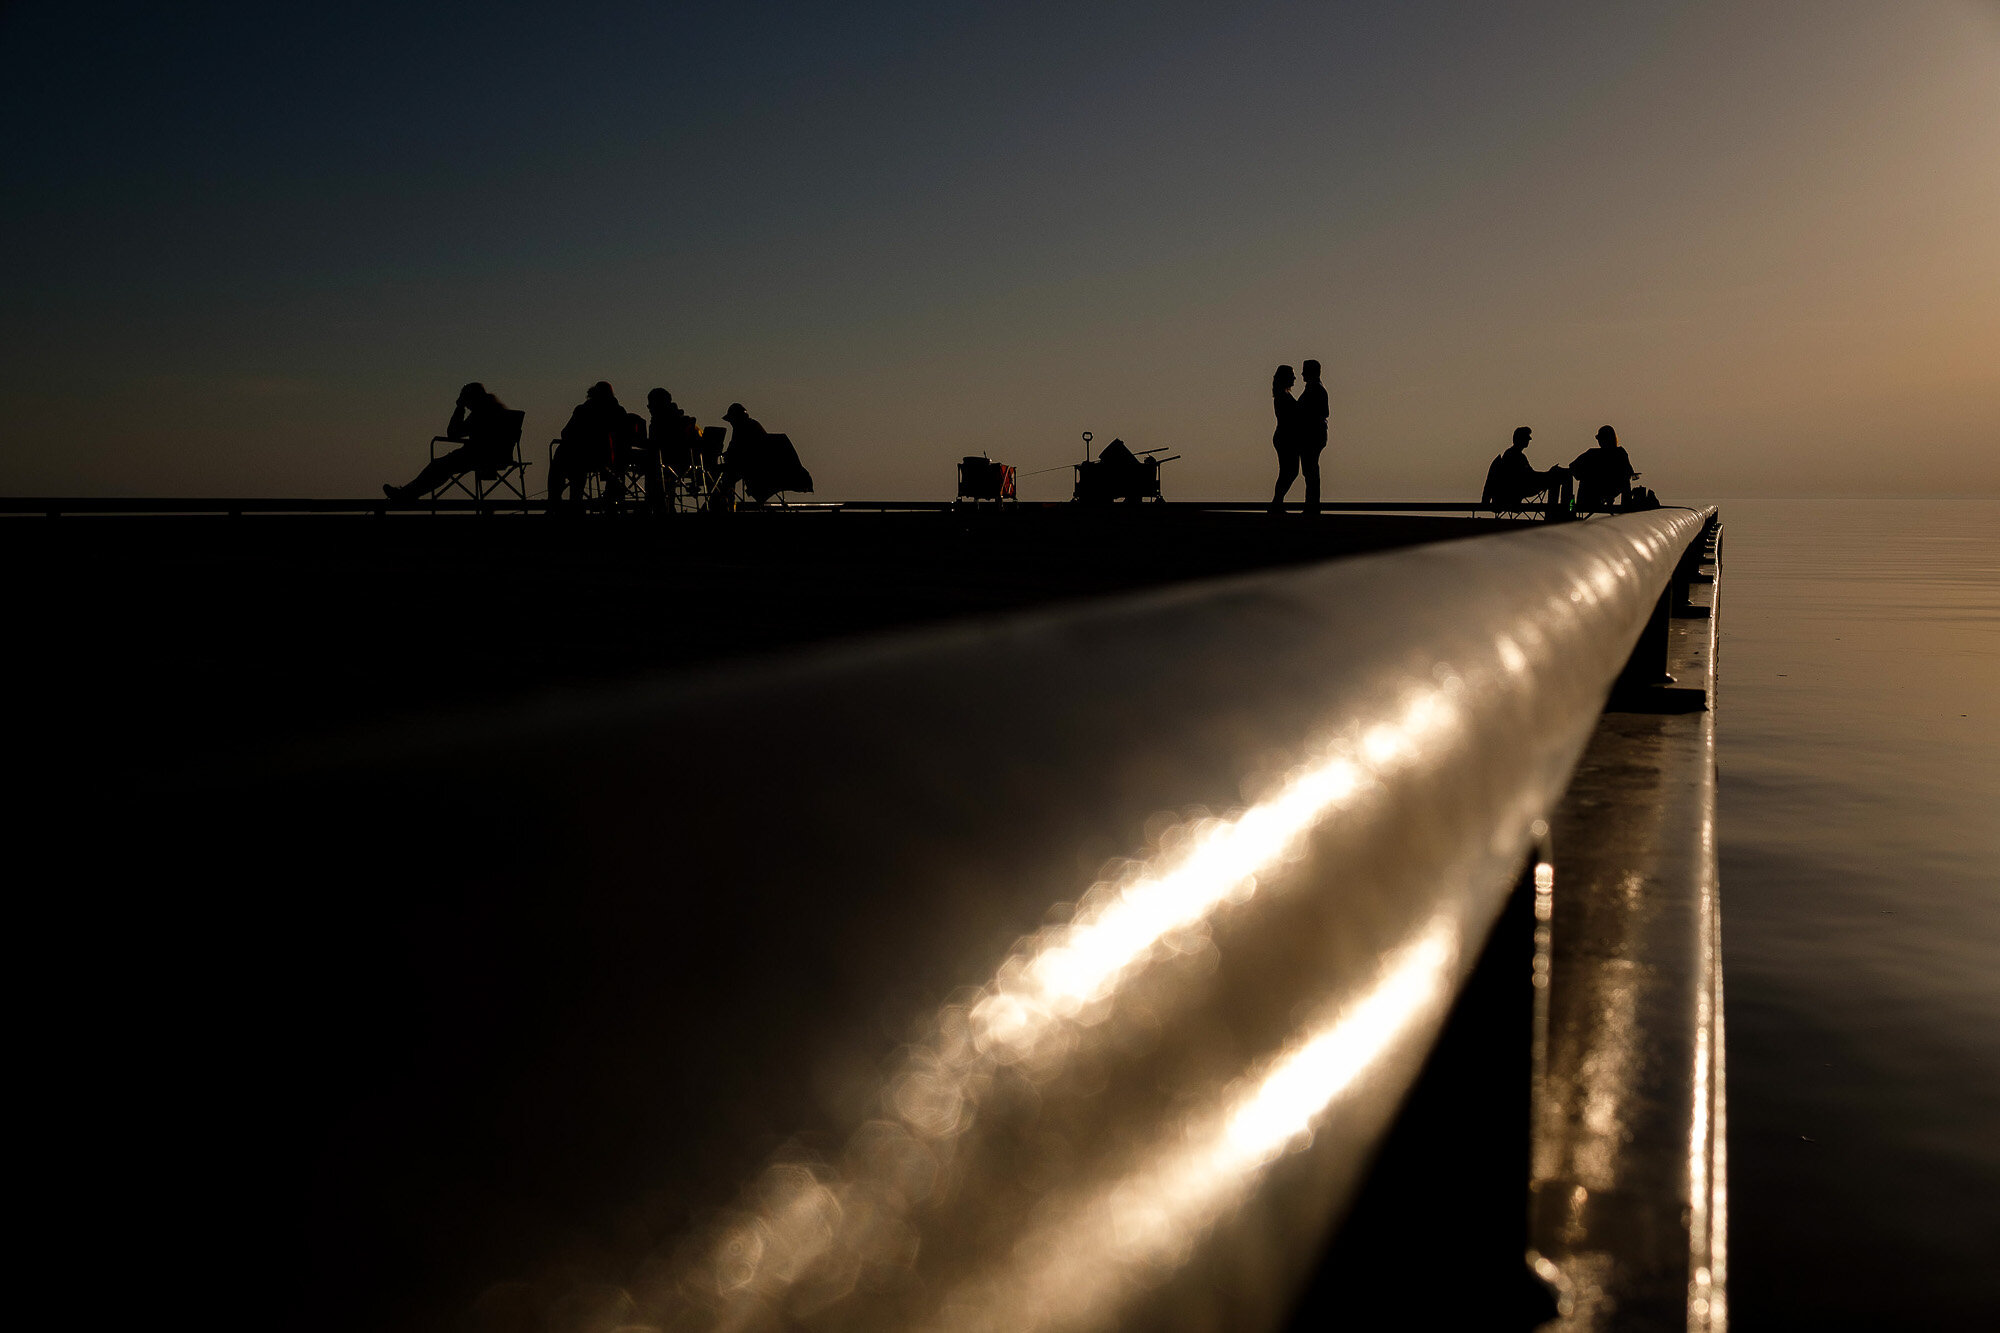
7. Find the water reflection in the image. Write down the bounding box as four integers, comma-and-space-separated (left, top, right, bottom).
1716, 499, 1998, 1325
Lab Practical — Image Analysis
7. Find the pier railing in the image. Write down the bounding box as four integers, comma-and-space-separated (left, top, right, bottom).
244, 506, 1717, 1331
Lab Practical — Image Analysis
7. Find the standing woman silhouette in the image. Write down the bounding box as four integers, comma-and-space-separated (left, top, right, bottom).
1269, 363, 1300, 513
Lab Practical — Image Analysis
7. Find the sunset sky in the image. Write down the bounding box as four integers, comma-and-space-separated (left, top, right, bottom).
2, 0, 1995, 500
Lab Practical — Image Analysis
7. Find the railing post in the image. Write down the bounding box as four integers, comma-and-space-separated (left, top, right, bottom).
1672, 513, 1719, 614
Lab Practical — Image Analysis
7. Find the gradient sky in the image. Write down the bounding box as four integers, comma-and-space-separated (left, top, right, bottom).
2, 0, 1995, 500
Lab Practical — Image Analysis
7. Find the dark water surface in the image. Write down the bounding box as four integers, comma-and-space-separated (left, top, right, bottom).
1717, 499, 1999, 1328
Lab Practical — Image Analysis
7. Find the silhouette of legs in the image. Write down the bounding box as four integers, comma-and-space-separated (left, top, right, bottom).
1543, 466, 1575, 520
595, 457, 665, 512
392, 445, 479, 500
628, 447, 667, 513
548, 441, 604, 510
1301, 446, 1323, 515
710, 469, 742, 510
548, 444, 577, 508
1271, 446, 1300, 512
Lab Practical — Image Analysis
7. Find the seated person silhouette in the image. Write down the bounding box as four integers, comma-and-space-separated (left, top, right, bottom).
1482, 426, 1571, 516
1570, 425, 1637, 511
714, 403, 814, 505
647, 387, 699, 495
383, 382, 519, 501
548, 381, 628, 511
696, 425, 726, 477
607, 411, 664, 511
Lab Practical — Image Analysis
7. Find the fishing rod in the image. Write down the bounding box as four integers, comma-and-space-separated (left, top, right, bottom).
1019, 432, 1096, 478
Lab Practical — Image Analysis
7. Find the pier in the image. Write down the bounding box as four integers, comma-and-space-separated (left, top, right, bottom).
11, 504, 1722, 1333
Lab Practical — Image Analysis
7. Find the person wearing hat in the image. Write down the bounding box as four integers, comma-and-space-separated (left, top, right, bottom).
548, 380, 627, 512
713, 402, 814, 505
1570, 425, 1637, 511
710, 402, 766, 508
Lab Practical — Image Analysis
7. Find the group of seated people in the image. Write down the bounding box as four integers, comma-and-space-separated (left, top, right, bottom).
392, 386, 1647, 517
1482, 425, 1648, 516
383, 380, 813, 510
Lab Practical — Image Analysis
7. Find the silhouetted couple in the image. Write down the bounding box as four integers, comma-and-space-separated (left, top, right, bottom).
383, 382, 523, 502
1482, 425, 1636, 516
1269, 360, 1329, 514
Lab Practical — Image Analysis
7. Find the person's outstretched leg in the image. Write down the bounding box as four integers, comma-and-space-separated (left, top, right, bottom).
1302, 447, 1323, 515
1270, 448, 1299, 512
390, 446, 475, 500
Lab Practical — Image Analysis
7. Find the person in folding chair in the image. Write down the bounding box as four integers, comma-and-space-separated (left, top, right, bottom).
547, 380, 629, 513
1569, 424, 1638, 512
604, 411, 665, 512
1482, 426, 1573, 519
647, 388, 698, 509
713, 402, 813, 508
383, 382, 518, 502
648, 386, 704, 510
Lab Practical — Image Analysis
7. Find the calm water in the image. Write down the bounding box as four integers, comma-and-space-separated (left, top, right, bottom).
1716, 499, 2000, 1328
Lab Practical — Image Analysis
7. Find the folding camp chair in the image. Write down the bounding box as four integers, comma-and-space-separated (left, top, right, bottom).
427, 410, 529, 512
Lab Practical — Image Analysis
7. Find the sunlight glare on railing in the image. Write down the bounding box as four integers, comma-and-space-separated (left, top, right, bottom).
971, 688, 1452, 1064
683, 685, 1467, 1325
926, 919, 1459, 1333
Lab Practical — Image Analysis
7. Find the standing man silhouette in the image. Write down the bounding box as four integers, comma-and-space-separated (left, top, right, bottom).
1296, 359, 1329, 515
1268, 364, 1299, 514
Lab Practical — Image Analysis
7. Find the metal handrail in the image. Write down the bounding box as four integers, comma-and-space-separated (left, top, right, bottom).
278, 506, 1712, 1331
